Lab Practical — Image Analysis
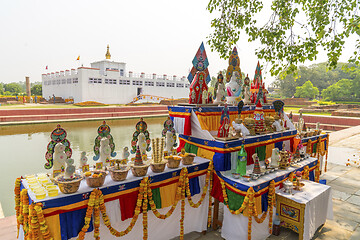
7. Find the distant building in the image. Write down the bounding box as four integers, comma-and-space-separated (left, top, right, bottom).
42, 45, 189, 104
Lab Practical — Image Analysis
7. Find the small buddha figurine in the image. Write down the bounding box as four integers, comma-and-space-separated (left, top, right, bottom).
214, 73, 226, 104
79, 151, 88, 167
64, 158, 75, 179
202, 89, 208, 104
243, 74, 251, 105
121, 147, 130, 164
138, 133, 147, 156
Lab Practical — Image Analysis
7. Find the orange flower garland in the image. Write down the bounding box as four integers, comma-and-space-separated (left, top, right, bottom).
142, 178, 148, 240
14, 178, 21, 237
180, 172, 185, 240
303, 166, 310, 180
77, 190, 97, 239
15, 161, 214, 240
93, 190, 101, 240
34, 203, 52, 240
99, 182, 144, 237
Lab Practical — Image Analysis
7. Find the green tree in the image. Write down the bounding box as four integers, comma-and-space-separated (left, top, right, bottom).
4, 83, 23, 94
273, 62, 358, 98
207, 0, 360, 76
31, 84, 42, 96
294, 81, 319, 99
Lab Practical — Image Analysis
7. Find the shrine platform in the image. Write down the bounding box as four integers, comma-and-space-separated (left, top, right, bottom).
4, 161, 360, 240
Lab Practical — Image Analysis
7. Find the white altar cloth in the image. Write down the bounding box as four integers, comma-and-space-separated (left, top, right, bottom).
276, 180, 333, 240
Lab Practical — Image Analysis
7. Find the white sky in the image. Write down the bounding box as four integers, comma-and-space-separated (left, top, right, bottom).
0, 0, 356, 86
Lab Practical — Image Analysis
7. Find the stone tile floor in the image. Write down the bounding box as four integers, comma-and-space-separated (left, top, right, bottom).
175, 162, 360, 240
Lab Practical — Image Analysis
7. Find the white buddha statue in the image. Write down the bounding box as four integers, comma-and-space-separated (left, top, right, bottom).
53, 142, 67, 172
99, 138, 111, 165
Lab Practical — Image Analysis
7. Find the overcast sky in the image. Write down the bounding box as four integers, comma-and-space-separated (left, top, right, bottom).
0, 0, 356, 86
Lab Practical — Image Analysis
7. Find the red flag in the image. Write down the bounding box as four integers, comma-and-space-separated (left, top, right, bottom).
45, 65, 48, 70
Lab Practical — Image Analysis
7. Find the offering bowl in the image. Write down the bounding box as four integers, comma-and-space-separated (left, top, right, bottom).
109, 166, 130, 181
181, 153, 196, 165
85, 170, 107, 188
150, 161, 167, 173
55, 174, 83, 194
166, 156, 182, 169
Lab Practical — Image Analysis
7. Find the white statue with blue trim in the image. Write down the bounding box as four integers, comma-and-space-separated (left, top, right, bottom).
93, 121, 116, 167
225, 71, 243, 105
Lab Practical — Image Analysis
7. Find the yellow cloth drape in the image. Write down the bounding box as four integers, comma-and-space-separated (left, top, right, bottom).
45, 215, 61, 240
196, 110, 276, 131
242, 196, 262, 217
159, 182, 178, 208
197, 147, 215, 160
266, 143, 275, 159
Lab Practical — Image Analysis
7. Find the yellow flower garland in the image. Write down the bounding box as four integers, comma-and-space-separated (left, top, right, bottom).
14, 178, 21, 238
15, 161, 214, 240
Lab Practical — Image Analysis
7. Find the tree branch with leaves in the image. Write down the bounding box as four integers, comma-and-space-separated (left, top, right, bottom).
207, 0, 360, 76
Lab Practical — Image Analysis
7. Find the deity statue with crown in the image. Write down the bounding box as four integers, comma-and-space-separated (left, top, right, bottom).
188, 42, 211, 105
250, 61, 268, 104
213, 72, 226, 104
189, 71, 209, 104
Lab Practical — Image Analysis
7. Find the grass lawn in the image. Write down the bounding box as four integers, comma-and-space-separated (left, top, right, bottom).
284, 107, 332, 116
0, 104, 123, 109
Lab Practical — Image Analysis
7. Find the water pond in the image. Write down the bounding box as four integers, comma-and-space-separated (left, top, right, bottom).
0, 117, 167, 217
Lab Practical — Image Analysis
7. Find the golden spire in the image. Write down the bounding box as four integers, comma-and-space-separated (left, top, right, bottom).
105, 44, 111, 59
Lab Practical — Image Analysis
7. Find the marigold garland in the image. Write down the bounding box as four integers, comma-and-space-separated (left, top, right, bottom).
16, 161, 214, 240
142, 178, 149, 240
93, 190, 101, 240
14, 178, 21, 237
34, 203, 52, 240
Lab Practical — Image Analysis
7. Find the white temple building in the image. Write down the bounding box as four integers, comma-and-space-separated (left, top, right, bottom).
42, 45, 189, 104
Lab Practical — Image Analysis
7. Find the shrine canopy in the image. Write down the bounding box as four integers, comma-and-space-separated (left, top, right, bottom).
187, 42, 211, 84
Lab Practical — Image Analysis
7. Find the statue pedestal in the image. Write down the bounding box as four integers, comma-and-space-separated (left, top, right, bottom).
226, 96, 240, 106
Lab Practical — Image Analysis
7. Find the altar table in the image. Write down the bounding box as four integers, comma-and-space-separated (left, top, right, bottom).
216, 157, 319, 240
276, 180, 333, 240
18, 157, 210, 240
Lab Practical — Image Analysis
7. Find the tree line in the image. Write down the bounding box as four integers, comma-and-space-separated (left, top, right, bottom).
0, 82, 42, 96
272, 63, 360, 102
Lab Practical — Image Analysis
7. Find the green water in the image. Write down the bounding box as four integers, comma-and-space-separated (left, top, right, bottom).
0, 117, 166, 217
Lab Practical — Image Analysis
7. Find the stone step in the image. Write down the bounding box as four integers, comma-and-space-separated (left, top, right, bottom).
292, 114, 360, 126
0, 110, 169, 122
0, 105, 168, 116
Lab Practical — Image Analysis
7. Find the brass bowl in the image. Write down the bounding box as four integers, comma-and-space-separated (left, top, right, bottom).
55, 175, 83, 194
85, 170, 107, 188
131, 164, 149, 177
150, 161, 167, 173
181, 153, 196, 165
166, 156, 182, 168
109, 166, 130, 181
